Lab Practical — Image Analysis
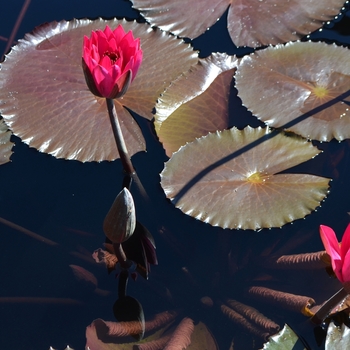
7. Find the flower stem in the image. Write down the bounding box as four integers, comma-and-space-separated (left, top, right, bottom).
106, 98, 149, 201
311, 287, 348, 324
106, 98, 135, 175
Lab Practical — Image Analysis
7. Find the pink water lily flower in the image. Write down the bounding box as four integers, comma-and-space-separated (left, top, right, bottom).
82, 25, 143, 99
320, 224, 350, 283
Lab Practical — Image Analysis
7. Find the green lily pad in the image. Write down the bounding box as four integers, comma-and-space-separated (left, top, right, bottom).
260, 324, 309, 350
326, 322, 350, 350
0, 119, 13, 165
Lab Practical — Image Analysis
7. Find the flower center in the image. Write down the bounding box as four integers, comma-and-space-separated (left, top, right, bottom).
312, 85, 329, 98
247, 172, 266, 184
104, 51, 119, 64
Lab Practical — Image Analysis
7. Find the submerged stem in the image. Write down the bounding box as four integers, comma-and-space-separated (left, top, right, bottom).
118, 269, 129, 299
311, 287, 348, 324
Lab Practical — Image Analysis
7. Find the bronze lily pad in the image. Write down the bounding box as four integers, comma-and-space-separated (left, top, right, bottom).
155, 53, 237, 156
236, 41, 350, 142
160, 126, 330, 230
0, 19, 198, 162
131, 0, 345, 47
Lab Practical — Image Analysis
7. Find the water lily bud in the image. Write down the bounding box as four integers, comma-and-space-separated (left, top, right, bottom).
82, 25, 143, 99
103, 187, 136, 243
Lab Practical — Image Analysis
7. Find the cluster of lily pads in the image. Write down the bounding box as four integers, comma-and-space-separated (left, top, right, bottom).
1, 0, 350, 349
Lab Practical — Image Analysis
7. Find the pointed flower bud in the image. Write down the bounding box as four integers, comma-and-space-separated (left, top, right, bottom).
103, 187, 136, 243
82, 25, 143, 99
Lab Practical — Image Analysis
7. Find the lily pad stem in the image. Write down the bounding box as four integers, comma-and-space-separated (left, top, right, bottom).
311, 287, 348, 324
106, 98, 135, 175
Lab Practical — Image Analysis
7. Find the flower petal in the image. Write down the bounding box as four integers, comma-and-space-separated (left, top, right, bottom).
100, 55, 112, 70
82, 24, 143, 99
112, 25, 126, 45
320, 225, 341, 258
341, 248, 350, 283
341, 223, 350, 260
320, 225, 343, 281
103, 25, 114, 39
92, 64, 114, 96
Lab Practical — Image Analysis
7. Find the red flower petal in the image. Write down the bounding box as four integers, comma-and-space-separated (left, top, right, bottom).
82, 24, 143, 99
100, 55, 113, 70
342, 249, 350, 283
112, 25, 126, 45
103, 25, 114, 39
341, 224, 350, 260
320, 225, 343, 282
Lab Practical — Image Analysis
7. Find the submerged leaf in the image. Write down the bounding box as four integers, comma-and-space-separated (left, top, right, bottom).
131, 0, 345, 47
155, 53, 237, 156
0, 19, 197, 162
160, 126, 330, 230
85, 313, 216, 350
70, 264, 98, 287
236, 41, 350, 142
186, 321, 218, 350
113, 296, 145, 341
163, 317, 194, 349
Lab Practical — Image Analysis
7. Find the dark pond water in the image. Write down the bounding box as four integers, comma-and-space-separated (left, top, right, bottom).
1, 1, 350, 349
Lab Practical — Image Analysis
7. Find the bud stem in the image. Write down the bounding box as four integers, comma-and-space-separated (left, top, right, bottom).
118, 269, 128, 298
311, 286, 348, 324
106, 98, 135, 175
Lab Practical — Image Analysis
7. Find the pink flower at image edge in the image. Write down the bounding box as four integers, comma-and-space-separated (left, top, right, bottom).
320, 223, 350, 283
82, 25, 143, 99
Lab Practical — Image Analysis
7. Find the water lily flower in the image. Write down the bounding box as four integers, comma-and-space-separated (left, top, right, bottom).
82, 25, 143, 99
320, 224, 350, 283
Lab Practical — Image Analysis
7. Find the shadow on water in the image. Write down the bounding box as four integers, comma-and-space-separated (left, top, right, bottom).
172, 88, 350, 205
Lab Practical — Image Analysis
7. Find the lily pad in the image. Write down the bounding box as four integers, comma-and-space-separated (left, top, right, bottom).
131, 0, 345, 47
0, 19, 198, 162
326, 322, 350, 350
155, 53, 237, 156
236, 41, 350, 142
160, 126, 330, 230
260, 324, 308, 350
0, 119, 13, 164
